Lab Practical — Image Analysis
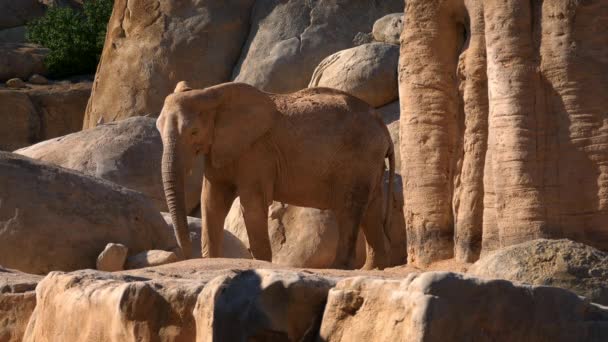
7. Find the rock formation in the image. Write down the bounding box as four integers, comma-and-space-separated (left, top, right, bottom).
399, 0, 608, 265
0, 44, 48, 81
16, 117, 204, 213
0, 267, 41, 342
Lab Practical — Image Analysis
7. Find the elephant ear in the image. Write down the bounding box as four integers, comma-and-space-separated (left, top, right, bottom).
209, 83, 277, 168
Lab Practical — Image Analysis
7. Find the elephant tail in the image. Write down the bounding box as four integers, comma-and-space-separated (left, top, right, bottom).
384, 143, 395, 244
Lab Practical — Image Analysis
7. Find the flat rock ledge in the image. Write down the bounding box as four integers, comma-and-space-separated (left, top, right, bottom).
2, 259, 607, 342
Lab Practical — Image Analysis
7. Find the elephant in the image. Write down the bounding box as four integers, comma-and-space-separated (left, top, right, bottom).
157, 81, 396, 270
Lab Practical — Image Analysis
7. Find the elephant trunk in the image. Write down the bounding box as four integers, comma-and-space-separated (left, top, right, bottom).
161, 135, 192, 259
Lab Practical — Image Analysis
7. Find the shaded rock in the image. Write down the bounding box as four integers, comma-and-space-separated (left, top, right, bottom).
0, 43, 48, 81
83, 0, 256, 129
0, 267, 41, 342
0, 26, 27, 43
232, 0, 404, 93
194, 269, 335, 341
309, 43, 399, 107
372, 13, 403, 45
125, 250, 178, 269
469, 239, 608, 305
6, 78, 25, 89
27, 74, 48, 85
352, 32, 374, 46
319, 272, 608, 341
0, 91, 39, 151
16, 117, 204, 213
0, 1, 45, 30
160, 212, 252, 260
96, 243, 128, 272
0, 152, 176, 274
377, 100, 400, 125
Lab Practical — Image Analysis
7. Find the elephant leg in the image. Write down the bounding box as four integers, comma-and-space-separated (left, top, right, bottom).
360, 191, 389, 270
201, 178, 236, 258
240, 191, 272, 262
333, 185, 369, 269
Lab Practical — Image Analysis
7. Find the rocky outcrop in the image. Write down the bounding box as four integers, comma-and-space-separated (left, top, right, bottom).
0, 152, 176, 274
469, 239, 608, 305
309, 42, 399, 107
399, 0, 608, 265
0, 1, 45, 30
319, 272, 608, 341
0, 26, 27, 44
16, 117, 204, 213
232, 0, 404, 93
372, 13, 403, 45
83, 0, 256, 129
0, 267, 41, 342
0, 81, 91, 151
0, 44, 48, 82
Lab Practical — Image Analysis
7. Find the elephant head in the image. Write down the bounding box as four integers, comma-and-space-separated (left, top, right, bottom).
156, 81, 278, 259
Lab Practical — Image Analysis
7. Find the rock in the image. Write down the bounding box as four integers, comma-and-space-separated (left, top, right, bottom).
377, 100, 400, 125
27, 74, 48, 85
125, 250, 179, 269
160, 212, 252, 260
0, 152, 177, 274
16, 117, 204, 213
469, 239, 608, 305
82, 0, 256, 129
372, 13, 403, 45
194, 269, 335, 341
0, 1, 45, 30
96, 243, 128, 272
6, 78, 25, 88
319, 272, 608, 341
0, 267, 41, 342
352, 32, 374, 46
0, 26, 27, 44
0, 43, 48, 81
309, 43, 399, 107
0, 91, 39, 151
232, 0, 404, 93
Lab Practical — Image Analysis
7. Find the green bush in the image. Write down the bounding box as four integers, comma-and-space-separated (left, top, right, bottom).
26, 0, 113, 78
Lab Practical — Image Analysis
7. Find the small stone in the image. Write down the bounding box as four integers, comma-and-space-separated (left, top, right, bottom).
125, 250, 178, 269
96, 243, 128, 272
6, 78, 26, 88
372, 13, 403, 45
28, 74, 48, 85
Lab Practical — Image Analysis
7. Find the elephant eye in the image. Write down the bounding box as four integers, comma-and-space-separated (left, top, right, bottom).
191, 129, 198, 136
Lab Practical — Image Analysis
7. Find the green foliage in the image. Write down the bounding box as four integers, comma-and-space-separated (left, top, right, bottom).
26, 0, 113, 78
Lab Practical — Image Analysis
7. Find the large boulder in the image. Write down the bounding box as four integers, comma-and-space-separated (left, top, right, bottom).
319, 272, 608, 341
0, 152, 177, 274
16, 117, 204, 213
0, 44, 48, 81
83, 0, 256, 129
232, 0, 404, 93
0, 267, 41, 342
469, 239, 608, 305
309, 42, 399, 107
0, 91, 39, 151
0, 26, 27, 44
372, 13, 403, 45
0, 1, 45, 30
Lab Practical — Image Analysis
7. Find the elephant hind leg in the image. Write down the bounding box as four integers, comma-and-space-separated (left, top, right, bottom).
333, 184, 370, 269
360, 190, 389, 270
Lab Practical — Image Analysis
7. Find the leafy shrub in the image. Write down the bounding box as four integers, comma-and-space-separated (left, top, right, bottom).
26, 0, 113, 78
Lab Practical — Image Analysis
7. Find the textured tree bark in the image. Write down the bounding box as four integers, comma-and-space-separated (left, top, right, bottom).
399, 0, 466, 265
400, 0, 608, 265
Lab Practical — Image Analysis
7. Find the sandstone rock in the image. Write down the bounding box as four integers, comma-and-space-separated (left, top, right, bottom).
0, 43, 48, 81
319, 272, 608, 341
232, 0, 404, 93
372, 13, 403, 45
0, 1, 45, 30
160, 212, 252, 260
16, 117, 204, 213
377, 100, 400, 125
309, 43, 399, 107
0, 267, 41, 342
96, 243, 128, 272
0, 26, 27, 44
125, 250, 178, 270
0, 152, 177, 274
469, 239, 608, 305
6, 78, 25, 89
0, 91, 39, 151
83, 0, 256, 129
27, 74, 48, 85
194, 269, 335, 341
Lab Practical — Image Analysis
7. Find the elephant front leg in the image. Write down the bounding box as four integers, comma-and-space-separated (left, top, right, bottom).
201, 178, 236, 258
240, 191, 272, 262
